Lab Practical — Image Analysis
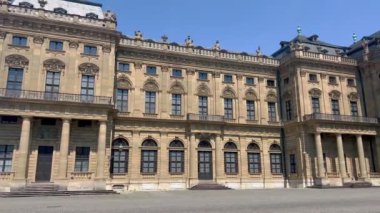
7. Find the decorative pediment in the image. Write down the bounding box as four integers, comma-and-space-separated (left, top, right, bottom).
329, 90, 341, 100
266, 91, 277, 102
222, 86, 236, 99
348, 92, 359, 101
43, 59, 65, 72
117, 76, 133, 90
245, 88, 258, 100
196, 83, 211, 96
78, 63, 99, 75
143, 78, 159, 92
309, 88, 322, 98
5, 54, 29, 68
169, 81, 185, 94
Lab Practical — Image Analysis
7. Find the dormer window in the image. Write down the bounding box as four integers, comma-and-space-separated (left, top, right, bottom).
19, 2, 34, 8
54, 8, 67, 14
86, 13, 99, 19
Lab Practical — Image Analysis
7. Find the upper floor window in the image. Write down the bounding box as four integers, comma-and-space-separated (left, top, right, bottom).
312, 97, 320, 113
118, 63, 130, 72
267, 79, 275, 87
224, 75, 233, 83
0, 116, 18, 124
146, 66, 157, 75
81, 75, 95, 102
350, 101, 358, 116
116, 89, 129, 112
12, 36, 27, 46
246, 77, 255, 85
198, 72, 208, 80
331, 99, 340, 115
268, 102, 277, 122
329, 76, 337, 84
224, 98, 233, 119
199, 96, 208, 115
45, 71, 60, 100
347, 78, 355, 87
53, 7, 67, 14
285, 100, 292, 121
309, 74, 318, 82
283, 78, 289, 85
84, 45, 97, 55
145, 91, 156, 114
86, 13, 99, 19
49, 41, 63, 51
172, 69, 182, 77
172, 94, 182, 115
19, 2, 33, 8
246, 100, 255, 121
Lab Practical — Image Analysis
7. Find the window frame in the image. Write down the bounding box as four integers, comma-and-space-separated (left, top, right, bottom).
171, 94, 182, 115
141, 149, 157, 174
172, 69, 183, 78
74, 147, 90, 172
268, 102, 277, 122
267, 79, 275, 87
83, 45, 98, 56
246, 100, 255, 121
350, 101, 358, 116
224, 98, 234, 119
198, 72, 208, 81
0, 145, 14, 172
80, 75, 95, 102
311, 97, 320, 113
289, 154, 297, 174
285, 100, 292, 121
199, 96, 208, 115
12, 36, 28, 46
49, 40, 64, 51
329, 76, 337, 84
331, 99, 340, 115
309, 74, 318, 82
246, 77, 255, 85
347, 78, 355, 87
145, 91, 156, 114
146, 66, 157, 75
118, 63, 130, 72
111, 139, 129, 174
116, 89, 129, 113
169, 150, 184, 174
224, 75, 233, 83
224, 152, 238, 175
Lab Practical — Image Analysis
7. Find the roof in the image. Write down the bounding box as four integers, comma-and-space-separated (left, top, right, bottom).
347, 30, 380, 55
11, 0, 104, 19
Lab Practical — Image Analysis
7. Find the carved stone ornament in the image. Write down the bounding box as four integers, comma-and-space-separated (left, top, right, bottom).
134, 31, 143, 40
222, 86, 237, 99
0, 31, 6, 39
245, 88, 258, 101
102, 46, 111, 53
5, 54, 29, 68
329, 90, 341, 100
117, 77, 133, 90
161, 66, 169, 72
196, 83, 211, 96
143, 78, 159, 92
169, 81, 185, 94
134, 62, 143, 69
213, 72, 221, 78
78, 63, 100, 75
266, 91, 277, 102
43, 59, 65, 72
309, 88, 322, 98
69, 41, 79, 49
186, 68, 195, 75
33, 36, 44, 44
348, 92, 359, 101
104, 10, 117, 22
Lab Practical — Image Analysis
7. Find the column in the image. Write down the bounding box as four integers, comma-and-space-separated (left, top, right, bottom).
336, 134, 347, 178
214, 135, 222, 179
58, 119, 71, 179
15, 116, 32, 180
189, 134, 197, 180
314, 132, 325, 178
96, 121, 107, 179
356, 135, 368, 178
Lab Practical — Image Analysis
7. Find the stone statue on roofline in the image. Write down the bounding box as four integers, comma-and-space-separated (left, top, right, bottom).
38, 0, 47, 8
212, 40, 221, 51
104, 10, 117, 22
185, 36, 193, 47
134, 31, 143, 40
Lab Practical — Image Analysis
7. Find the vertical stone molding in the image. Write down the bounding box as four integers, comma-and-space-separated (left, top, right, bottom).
58, 119, 71, 179
15, 116, 32, 180
336, 134, 347, 178
356, 135, 368, 178
96, 121, 107, 179
314, 133, 325, 178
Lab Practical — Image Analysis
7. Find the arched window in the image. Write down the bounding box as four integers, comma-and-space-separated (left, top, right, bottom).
269, 144, 282, 174
169, 140, 184, 174
54, 8, 67, 14
141, 139, 158, 174
111, 138, 129, 174
247, 143, 261, 174
224, 142, 238, 175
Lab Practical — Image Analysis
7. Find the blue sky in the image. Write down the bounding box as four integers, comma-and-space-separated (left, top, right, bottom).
96, 0, 379, 55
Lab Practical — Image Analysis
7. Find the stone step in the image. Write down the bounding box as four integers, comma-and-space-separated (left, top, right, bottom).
190, 183, 231, 190
343, 182, 373, 188
0, 190, 118, 198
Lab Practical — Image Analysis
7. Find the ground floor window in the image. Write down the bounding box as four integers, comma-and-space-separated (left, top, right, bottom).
141, 150, 157, 174
75, 147, 90, 172
0, 145, 14, 172
248, 153, 261, 174
270, 153, 282, 174
289, 154, 297, 174
169, 150, 184, 174
224, 152, 238, 175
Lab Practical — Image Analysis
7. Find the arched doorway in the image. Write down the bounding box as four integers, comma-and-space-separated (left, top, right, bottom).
198, 141, 213, 180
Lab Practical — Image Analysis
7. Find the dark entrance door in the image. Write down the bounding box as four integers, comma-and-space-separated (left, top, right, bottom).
198, 151, 213, 180
36, 146, 54, 182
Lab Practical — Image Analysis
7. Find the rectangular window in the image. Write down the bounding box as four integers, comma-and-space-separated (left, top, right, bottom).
0, 116, 18, 124
329, 76, 337, 84
145, 92, 156, 114
309, 74, 317, 82
198, 72, 208, 80
248, 153, 261, 174
112, 150, 128, 174
45, 71, 60, 100
285, 100, 292, 121
0, 145, 14, 172
84, 45, 97, 55
312, 97, 320, 113
172, 69, 182, 77
116, 89, 129, 112
118, 63, 130, 72
169, 150, 184, 174
270, 153, 282, 174
199, 96, 208, 115
267, 80, 275, 87
75, 147, 90, 172
12, 36, 27, 46
81, 75, 95, 102
246, 100, 255, 120
246, 77, 254, 85
268, 102, 277, 122
347, 79, 355, 87
284, 78, 289, 85
350, 101, 358, 116
77, 120, 92, 128
331, 99, 340, 115
224, 98, 233, 119
146, 66, 157, 75
41, 118, 56, 126
6, 68, 23, 97
171, 94, 182, 115
224, 152, 238, 174
224, 75, 233, 83
49, 41, 63, 51
290, 154, 297, 174
141, 150, 157, 174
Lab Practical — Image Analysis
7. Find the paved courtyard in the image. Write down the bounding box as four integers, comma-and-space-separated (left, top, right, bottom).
1, 188, 380, 213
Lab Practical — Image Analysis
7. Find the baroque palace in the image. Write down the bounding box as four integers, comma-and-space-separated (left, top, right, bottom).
0, 0, 379, 192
